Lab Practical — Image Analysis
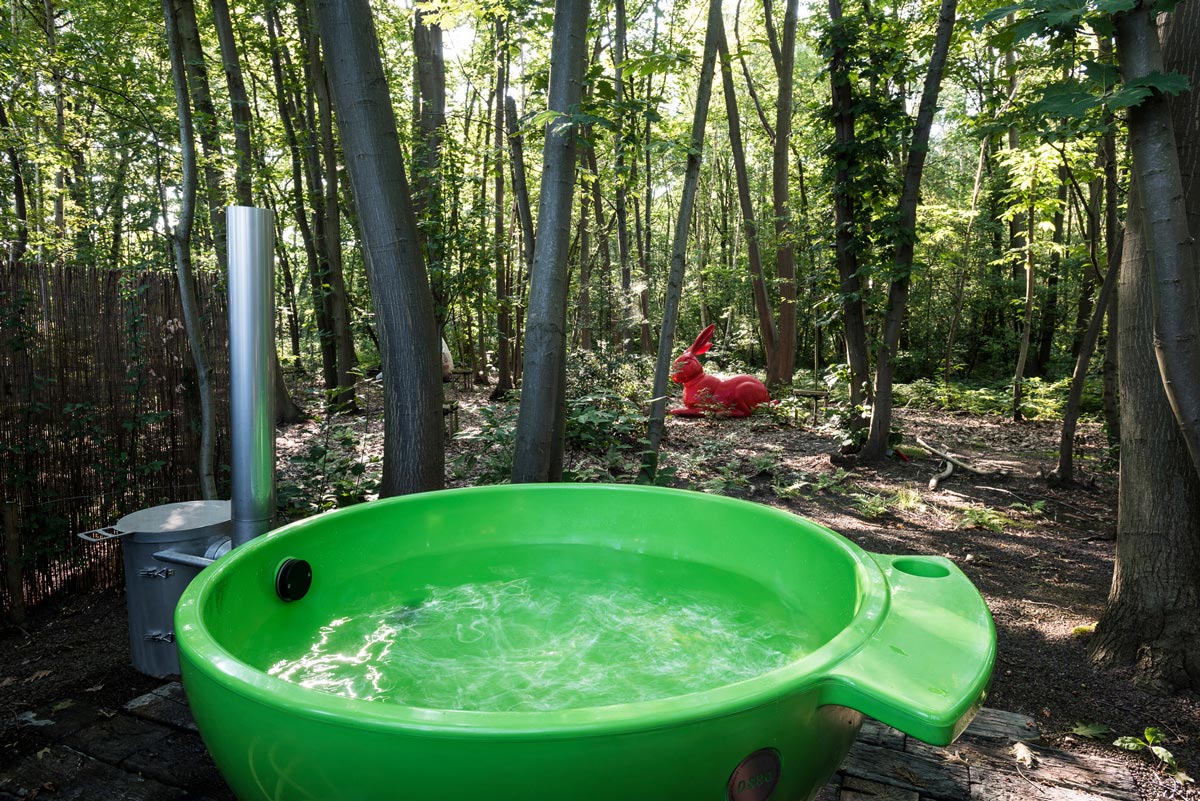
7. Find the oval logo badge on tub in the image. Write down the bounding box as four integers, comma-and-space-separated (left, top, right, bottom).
727, 748, 781, 801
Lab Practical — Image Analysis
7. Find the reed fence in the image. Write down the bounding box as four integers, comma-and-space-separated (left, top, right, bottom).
1, 263, 230, 621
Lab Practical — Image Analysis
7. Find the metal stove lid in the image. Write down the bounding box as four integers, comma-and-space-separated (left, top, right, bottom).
114, 500, 231, 536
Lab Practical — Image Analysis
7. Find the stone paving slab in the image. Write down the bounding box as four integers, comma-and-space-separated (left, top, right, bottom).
0, 744, 189, 801
9, 685, 1134, 801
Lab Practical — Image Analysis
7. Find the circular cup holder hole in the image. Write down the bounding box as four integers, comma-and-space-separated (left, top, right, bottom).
892, 557, 951, 578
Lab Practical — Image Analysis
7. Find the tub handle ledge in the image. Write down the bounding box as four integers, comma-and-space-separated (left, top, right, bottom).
817, 553, 996, 746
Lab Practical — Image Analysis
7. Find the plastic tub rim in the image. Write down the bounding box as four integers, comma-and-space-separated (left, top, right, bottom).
176, 484, 892, 739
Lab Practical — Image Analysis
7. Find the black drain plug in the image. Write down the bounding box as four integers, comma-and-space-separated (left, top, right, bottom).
275, 558, 312, 602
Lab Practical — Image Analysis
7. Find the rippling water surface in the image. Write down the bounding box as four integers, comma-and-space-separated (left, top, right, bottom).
268, 547, 816, 712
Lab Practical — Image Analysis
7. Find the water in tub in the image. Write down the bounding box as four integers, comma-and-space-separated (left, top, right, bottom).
266, 544, 821, 712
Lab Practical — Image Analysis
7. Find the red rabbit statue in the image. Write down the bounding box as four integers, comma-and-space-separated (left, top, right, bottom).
669, 324, 771, 418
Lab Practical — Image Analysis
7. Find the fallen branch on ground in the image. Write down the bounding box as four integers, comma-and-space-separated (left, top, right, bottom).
917, 436, 1011, 490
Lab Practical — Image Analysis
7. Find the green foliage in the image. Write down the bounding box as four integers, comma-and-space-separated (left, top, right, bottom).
957, 506, 1012, 532
452, 402, 519, 484
1114, 728, 1193, 784
1071, 721, 1110, 739
277, 423, 379, 515
772, 468, 853, 499
893, 377, 1102, 421
849, 491, 891, 519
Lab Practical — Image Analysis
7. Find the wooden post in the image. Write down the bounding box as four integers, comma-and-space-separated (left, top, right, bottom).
4, 501, 25, 626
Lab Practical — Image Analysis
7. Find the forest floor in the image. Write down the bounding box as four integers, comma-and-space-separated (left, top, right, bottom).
3, 377, 1199, 800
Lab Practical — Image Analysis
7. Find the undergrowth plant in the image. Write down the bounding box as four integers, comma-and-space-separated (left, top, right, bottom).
957, 505, 1012, 532
1114, 727, 1193, 784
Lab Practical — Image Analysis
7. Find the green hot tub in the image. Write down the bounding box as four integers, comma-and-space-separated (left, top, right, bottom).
176, 484, 994, 801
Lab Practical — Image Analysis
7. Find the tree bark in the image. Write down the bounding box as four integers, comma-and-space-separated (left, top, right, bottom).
0, 100, 29, 263
1034, 170, 1066, 375
491, 21, 512, 398
1113, 3, 1200, 482
716, 15, 778, 364
827, 0, 872, 416
502, 95, 535, 393
860, 0, 957, 460
767, 0, 800, 387
1053, 229, 1120, 483
211, 0, 304, 424
1091, 2, 1200, 691
173, 0, 227, 271
162, 0, 217, 500
315, 0, 443, 495
510, 0, 590, 483
642, 0, 722, 478
1011, 199, 1036, 422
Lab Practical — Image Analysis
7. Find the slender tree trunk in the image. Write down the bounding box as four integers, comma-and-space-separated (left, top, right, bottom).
577, 184, 592, 350
212, 0, 304, 424
511, 0, 590, 483
173, 0, 227, 271
827, 0, 871, 416
0, 100, 29, 263
860, 0, 957, 459
162, 0, 217, 499
1012, 198, 1036, 422
767, 0, 800, 387
491, 22, 512, 398
412, 6, 448, 327
1100, 79, 1121, 448
584, 144, 615, 352
613, 0, 637, 354
1054, 231, 1121, 482
642, 0, 722, 477
716, 15, 778, 363
268, 8, 336, 391
944, 136, 988, 381
1035, 171, 1066, 375
502, 95, 535, 392
315, 0, 444, 495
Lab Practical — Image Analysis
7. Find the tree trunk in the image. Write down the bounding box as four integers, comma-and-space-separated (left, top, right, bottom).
827, 0, 871, 417
1011, 199, 1036, 422
860, 0, 957, 460
944, 136, 988, 381
1053, 229, 1120, 483
212, 0, 304, 424
412, 5, 448, 329
267, 8, 336, 393
501, 95, 534, 393
491, 22, 512, 398
162, 0, 217, 500
1090, 1, 1200, 691
716, 15, 778, 364
767, 0, 800, 387
0, 100, 29, 263
315, 0, 444, 496
1113, 3, 1200, 481
1035, 170, 1066, 375
1101, 88, 1121, 448
642, 0, 722, 478
613, 0, 638, 354
173, 0, 227, 271
510, 0, 590, 483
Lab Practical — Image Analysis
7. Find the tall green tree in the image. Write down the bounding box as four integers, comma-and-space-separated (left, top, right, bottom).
315, 0, 444, 496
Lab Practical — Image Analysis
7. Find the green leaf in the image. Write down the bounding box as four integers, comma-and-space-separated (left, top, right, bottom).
1144, 727, 1164, 745
1150, 745, 1177, 768
1113, 736, 1147, 751
1071, 721, 1110, 739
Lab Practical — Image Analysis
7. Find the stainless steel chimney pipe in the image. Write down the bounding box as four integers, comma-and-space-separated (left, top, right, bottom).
228, 206, 276, 547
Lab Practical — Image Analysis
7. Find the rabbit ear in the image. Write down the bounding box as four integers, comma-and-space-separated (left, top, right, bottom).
690, 324, 715, 356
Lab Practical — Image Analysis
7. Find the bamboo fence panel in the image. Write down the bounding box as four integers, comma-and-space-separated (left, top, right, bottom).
0, 263, 230, 618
